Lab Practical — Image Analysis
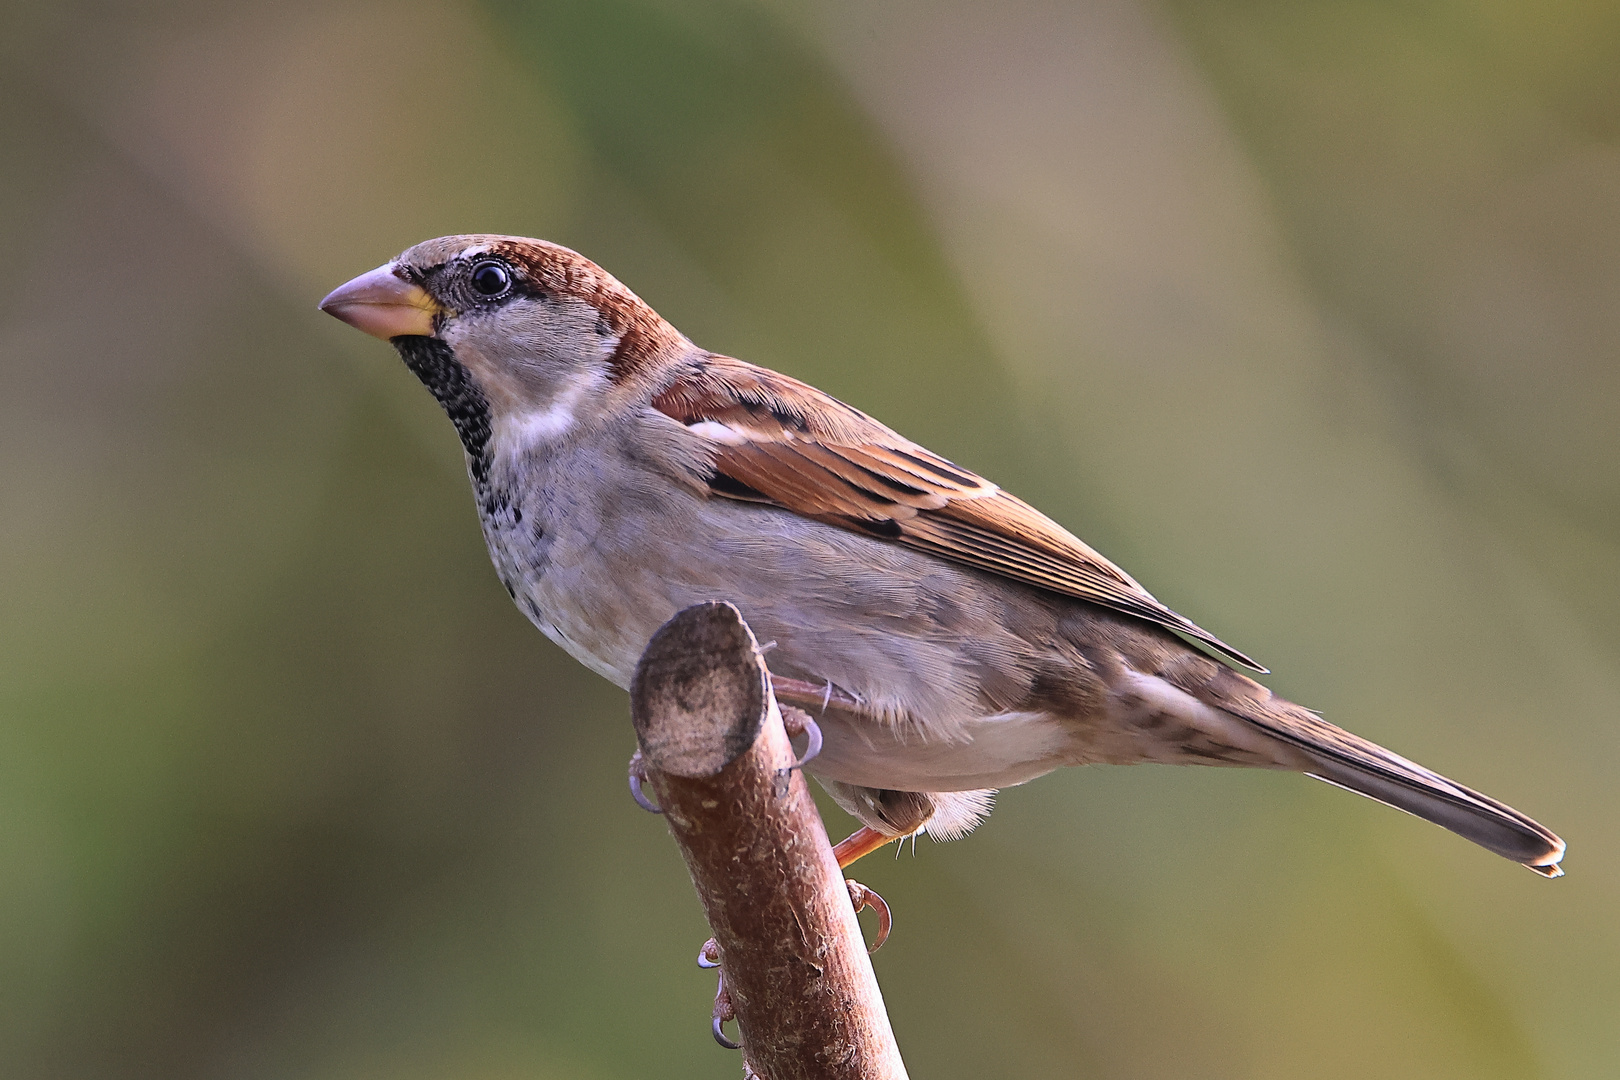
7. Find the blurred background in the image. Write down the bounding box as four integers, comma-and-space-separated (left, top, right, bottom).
2, 0, 1617, 1076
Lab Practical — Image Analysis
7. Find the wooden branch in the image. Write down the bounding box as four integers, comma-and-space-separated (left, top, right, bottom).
631, 601, 909, 1080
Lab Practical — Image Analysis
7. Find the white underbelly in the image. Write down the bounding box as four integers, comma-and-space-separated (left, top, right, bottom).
809, 707, 1075, 793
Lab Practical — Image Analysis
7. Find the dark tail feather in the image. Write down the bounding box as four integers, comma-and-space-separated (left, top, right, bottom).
1187, 665, 1566, 876
1300, 750, 1565, 877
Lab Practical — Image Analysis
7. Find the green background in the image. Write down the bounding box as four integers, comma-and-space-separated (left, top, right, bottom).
3, 1, 1616, 1076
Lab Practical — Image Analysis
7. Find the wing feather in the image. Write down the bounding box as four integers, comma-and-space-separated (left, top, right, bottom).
653, 354, 1265, 672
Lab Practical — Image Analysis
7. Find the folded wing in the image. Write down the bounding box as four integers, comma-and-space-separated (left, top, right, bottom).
653, 353, 1265, 672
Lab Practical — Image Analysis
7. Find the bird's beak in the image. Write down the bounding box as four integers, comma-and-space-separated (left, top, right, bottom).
320, 263, 440, 339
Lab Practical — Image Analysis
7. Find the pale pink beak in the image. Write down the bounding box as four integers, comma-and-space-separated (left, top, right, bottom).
320, 263, 439, 339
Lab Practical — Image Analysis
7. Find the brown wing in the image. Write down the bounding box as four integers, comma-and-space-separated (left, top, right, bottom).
653, 354, 1265, 672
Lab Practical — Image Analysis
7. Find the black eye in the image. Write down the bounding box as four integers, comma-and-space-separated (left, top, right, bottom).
469, 260, 512, 298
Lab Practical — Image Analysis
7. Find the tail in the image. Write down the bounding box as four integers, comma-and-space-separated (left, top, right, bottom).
1300, 747, 1565, 876
1186, 665, 1566, 876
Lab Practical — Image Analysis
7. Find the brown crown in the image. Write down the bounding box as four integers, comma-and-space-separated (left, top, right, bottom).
474, 236, 687, 380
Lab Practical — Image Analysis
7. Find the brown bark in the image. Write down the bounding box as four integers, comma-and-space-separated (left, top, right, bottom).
630, 601, 909, 1080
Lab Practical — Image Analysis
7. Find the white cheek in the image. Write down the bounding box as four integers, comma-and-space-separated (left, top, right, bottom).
501, 368, 605, 445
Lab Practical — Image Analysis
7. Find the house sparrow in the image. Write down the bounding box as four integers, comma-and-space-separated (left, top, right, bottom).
321, 235, 1565, 877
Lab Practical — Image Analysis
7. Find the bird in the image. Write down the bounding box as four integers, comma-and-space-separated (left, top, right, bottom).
321, 234, 1565, 878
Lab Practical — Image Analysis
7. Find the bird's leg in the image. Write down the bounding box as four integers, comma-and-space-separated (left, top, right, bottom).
769, 674, 861, 713
832, 825, 896, 867
627, 749, 661, 813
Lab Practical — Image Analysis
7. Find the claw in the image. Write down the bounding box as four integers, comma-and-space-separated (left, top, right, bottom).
846, 879, 892, 952
712, 973, 740, 1050
796, 713, 822, 767
628, 751, 662, 814
712, 1013, 740, 1050
780, 707, 822, 770
781, 710, 822, 769
697, 938, 721, 969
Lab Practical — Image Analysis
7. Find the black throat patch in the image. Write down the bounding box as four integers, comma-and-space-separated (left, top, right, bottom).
390, 336, 493, 487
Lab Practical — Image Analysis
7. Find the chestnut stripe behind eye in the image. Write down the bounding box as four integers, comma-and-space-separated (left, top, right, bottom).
491, 239, 684, 382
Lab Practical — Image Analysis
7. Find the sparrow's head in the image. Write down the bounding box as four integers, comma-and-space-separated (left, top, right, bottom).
321, 236, 687, 466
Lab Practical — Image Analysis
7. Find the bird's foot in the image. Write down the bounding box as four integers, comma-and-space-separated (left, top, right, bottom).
691, 878, 886, 1053
779, 705, 822, 769
846, 879, 892, 952
699, 940, 741, 1050
627, 750, 661, 814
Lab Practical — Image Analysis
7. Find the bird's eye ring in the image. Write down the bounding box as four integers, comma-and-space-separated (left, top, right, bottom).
469, 260, 512, 298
